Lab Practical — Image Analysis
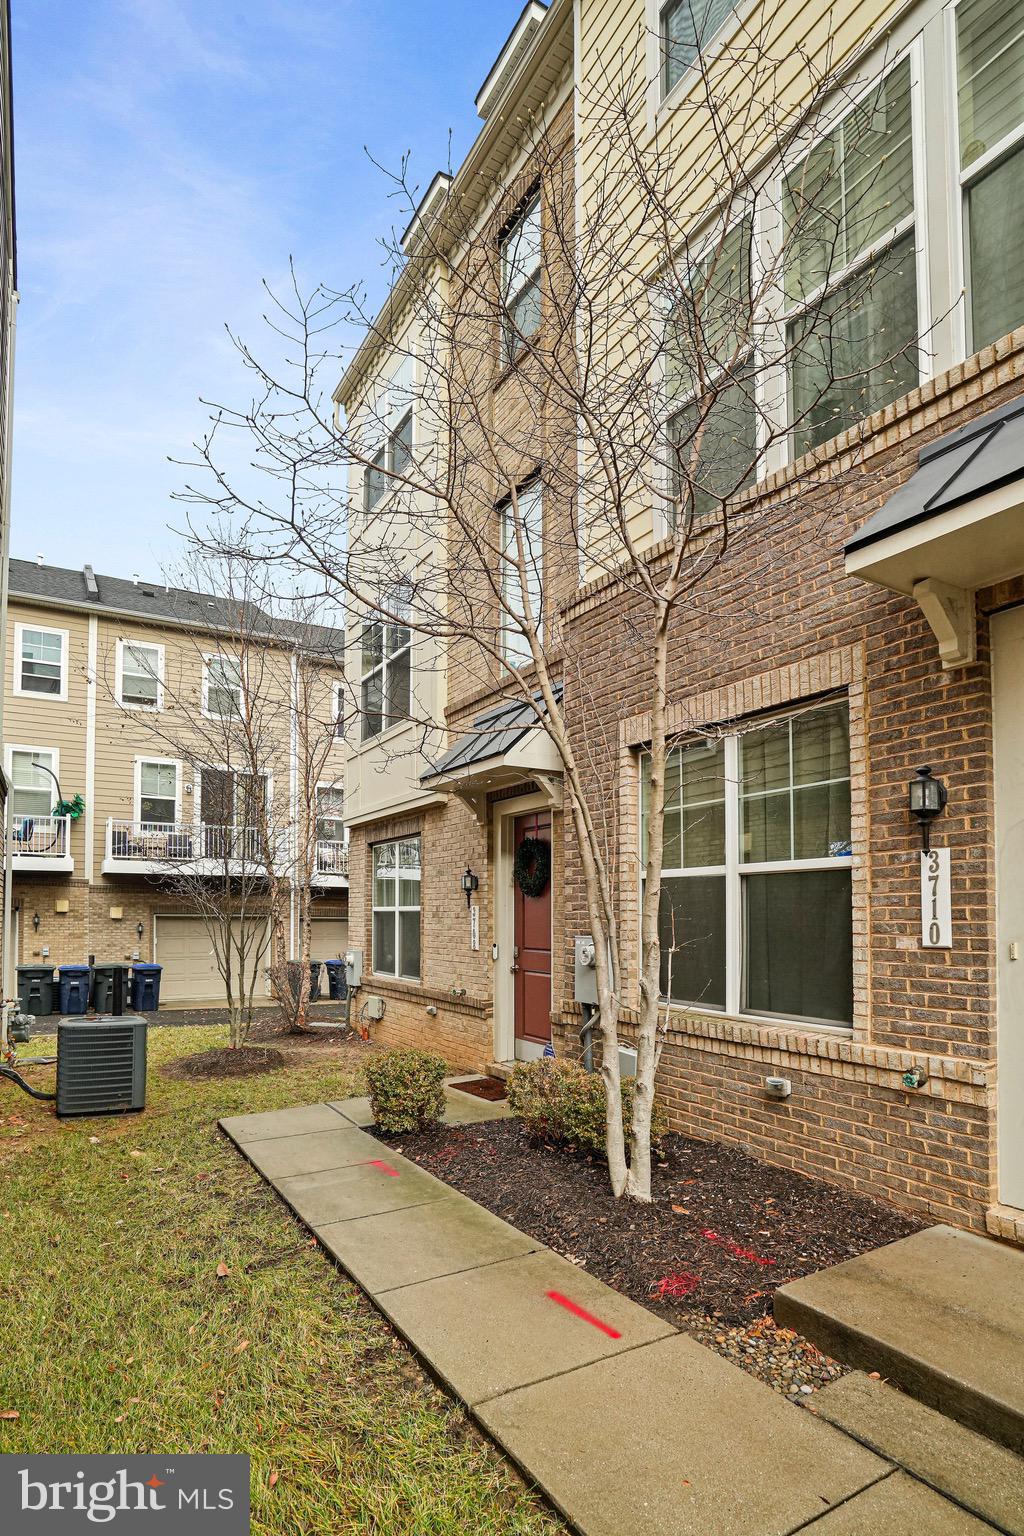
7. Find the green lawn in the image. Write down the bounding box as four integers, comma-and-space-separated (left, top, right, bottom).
0, 1027, 561, 1535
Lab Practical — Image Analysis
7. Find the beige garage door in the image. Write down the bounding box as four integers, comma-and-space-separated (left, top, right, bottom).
310, 918, 349, 961
155, 916, 269, 1006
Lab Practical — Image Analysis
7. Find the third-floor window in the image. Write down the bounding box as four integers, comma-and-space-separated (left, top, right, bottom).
360, 589, 412, 741
500, 193, 542, 362
661, 0, 736, 96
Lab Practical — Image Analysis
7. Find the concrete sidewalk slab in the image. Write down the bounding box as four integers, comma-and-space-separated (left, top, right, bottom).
476, 1333, 887, 1536
799, 1472, 994, 1532
811, 1372, 1024, 1535
220, 1102, 347, 1143
328, 1096, 374, 1127
775, 1225, 1024, 1452
277, 1157, 451, 1226
328, 1089, 510, 1128
244, 1126, 381, 1180
376, 1247, 674, 1405
316, 1195, 543, 1294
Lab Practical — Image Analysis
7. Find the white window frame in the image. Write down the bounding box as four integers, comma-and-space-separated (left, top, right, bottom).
14, 622, 68, 701
5, 744, 59, 822
947, 0, 1024, 358
371, 835, 421, 981
650, 0, 757, 118
500, 478, 544, 667
641, 700, 854, 1030
314, 781, 347, 844
359, 586, 413, 742
116, 637, 164, 711
202, 653, 244, 720
778, 43, 928, 461
500, 191, 543, 364
196, 764, 271, 829
134, 757, 181, 827
331, 681, 346, 739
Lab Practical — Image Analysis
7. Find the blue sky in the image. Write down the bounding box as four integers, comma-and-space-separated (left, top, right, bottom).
9, 0, 507, 579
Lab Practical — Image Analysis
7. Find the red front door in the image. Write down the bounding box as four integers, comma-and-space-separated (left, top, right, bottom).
513, 810, 552, 1055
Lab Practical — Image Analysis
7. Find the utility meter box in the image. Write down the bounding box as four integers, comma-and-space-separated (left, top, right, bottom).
574, 935, 598, 1006
364, 994, 386, 1022
344, 949, 363, 990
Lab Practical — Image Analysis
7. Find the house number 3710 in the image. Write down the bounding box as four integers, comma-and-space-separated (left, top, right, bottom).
920, 848, 952, 949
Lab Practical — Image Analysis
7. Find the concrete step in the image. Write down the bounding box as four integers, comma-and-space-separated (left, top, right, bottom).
775, 1225, 1024, 1454
486, 1060, 514, 1082
810, 1372, 1024, 1533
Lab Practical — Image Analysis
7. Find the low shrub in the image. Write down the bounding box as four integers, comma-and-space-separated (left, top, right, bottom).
507, 1058, 666, 1154
364, 1047, 448, 1133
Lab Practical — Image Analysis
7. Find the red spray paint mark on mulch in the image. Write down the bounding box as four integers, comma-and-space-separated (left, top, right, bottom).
701, 1229, 775, 1267
652, 1271, 701, 1300
364, 1159, 400, 1177
545, 1290, 622, 1338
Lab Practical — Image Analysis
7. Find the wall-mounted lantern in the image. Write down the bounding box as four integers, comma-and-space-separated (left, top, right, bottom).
908, 766, 948, 852
461, 868, 479, 908
136, 922, 145, 940
31, 911, 40, 932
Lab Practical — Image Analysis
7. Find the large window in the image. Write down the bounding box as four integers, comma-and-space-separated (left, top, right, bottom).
372, 837, 421, 979
315, 785, 346, 844
360, 589, 412, 740
500, 194, 542, 362
364, 408, 414, 513
957, 0, 1024, 350
642, 701, 853, 1026
784, 58, 919, 455
662, 0, 737, 96
15, 624, 66, 698
664, 218, 758, 526
8, 748, 57, 820
138, 760, 178, 825
203, 655, 243, 719
500, 479, 543, 667
118, 640, 163, 709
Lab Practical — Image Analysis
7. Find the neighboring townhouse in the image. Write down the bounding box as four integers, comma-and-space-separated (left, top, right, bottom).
4, 559, 348, 1005
337, 1, 575, 1067
549, 0, 1024, 1237
0, 0, 16, 1006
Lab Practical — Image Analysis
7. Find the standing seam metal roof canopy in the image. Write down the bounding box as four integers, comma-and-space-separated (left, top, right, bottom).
421, 685, 563, 783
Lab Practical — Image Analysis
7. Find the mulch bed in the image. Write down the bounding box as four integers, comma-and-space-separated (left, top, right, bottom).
161, 1045, 287, 1080
378, 1118, 924, 1396
450, 1076, 509, 1102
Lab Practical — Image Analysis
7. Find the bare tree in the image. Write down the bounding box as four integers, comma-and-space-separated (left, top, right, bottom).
102, 554, 345, 1041
177, 15, 928, 1191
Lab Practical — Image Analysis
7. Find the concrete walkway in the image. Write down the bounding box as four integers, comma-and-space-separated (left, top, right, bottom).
220, 1092, 1012, 1535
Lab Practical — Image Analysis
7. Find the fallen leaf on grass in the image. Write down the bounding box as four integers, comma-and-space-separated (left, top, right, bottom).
0, 1409, 20, 1420
215, 1262, 231, 1279
233, 1340, 249, 1354
129, 1150, 143, 1159
267, 1472, 279, 1489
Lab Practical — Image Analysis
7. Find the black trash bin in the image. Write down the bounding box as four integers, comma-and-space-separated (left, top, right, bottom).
308, 961, 322, 1002
130, 963, 162, 1012
92, 964, 130, 1015
17, 964, 55, 1017
323, 959, 348, 1001
58, 964, 91, 1016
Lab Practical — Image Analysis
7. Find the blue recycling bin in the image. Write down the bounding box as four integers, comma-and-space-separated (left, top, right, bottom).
323, 959, 348, 1001
130, 963, 162, 1012
58, 964, 91, 1016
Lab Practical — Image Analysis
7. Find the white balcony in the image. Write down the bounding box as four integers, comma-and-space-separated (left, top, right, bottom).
102, 819, 283, 878
10, 814, 74, 872
313, 838, 349, 888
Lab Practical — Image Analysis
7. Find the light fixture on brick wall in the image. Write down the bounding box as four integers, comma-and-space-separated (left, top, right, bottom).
136, 922, 144, 940
31, 911, 40, 932
908, 766, 947, 852
461, 867, 479, 908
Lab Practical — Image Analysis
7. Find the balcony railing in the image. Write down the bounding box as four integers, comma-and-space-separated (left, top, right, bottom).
106, 820, 277, 867
10, 814, 71, 859
315, 839, 349, 877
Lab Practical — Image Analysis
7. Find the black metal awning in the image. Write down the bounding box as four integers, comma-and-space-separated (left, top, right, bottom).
420, 684, 563, 786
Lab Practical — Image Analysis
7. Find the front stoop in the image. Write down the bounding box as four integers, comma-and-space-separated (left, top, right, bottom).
219, 1098, 1018, 1535
775, 1225, 1024, 1454
987, 1204, 1024, 1246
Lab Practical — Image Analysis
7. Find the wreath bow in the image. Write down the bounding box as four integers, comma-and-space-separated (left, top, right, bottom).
513, 835, 550, 898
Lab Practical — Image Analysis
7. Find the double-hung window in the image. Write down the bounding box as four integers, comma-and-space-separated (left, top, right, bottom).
363, 358, 415, 512
499, 479, 543, 667
138, 760, 178, 826
500, 194, 542, 362
372, 837, 421, 979
956, 0, 1024, 351
661, 0, 737, 96
784, 58, 918, 456
643, 700, 853, 1027
118, 640, 163, 708
315, 785, 346, 844
203, 655, 243, 719
16, 624, 66, 697
8, 747, 57, 821
332, 681, 346, 738
664, 218, 759, 527
360, 588, 412, 740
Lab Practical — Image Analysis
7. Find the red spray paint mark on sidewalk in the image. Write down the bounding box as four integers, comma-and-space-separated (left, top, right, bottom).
546, 1290, 622, 1338
364, 1159, 400, 1177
